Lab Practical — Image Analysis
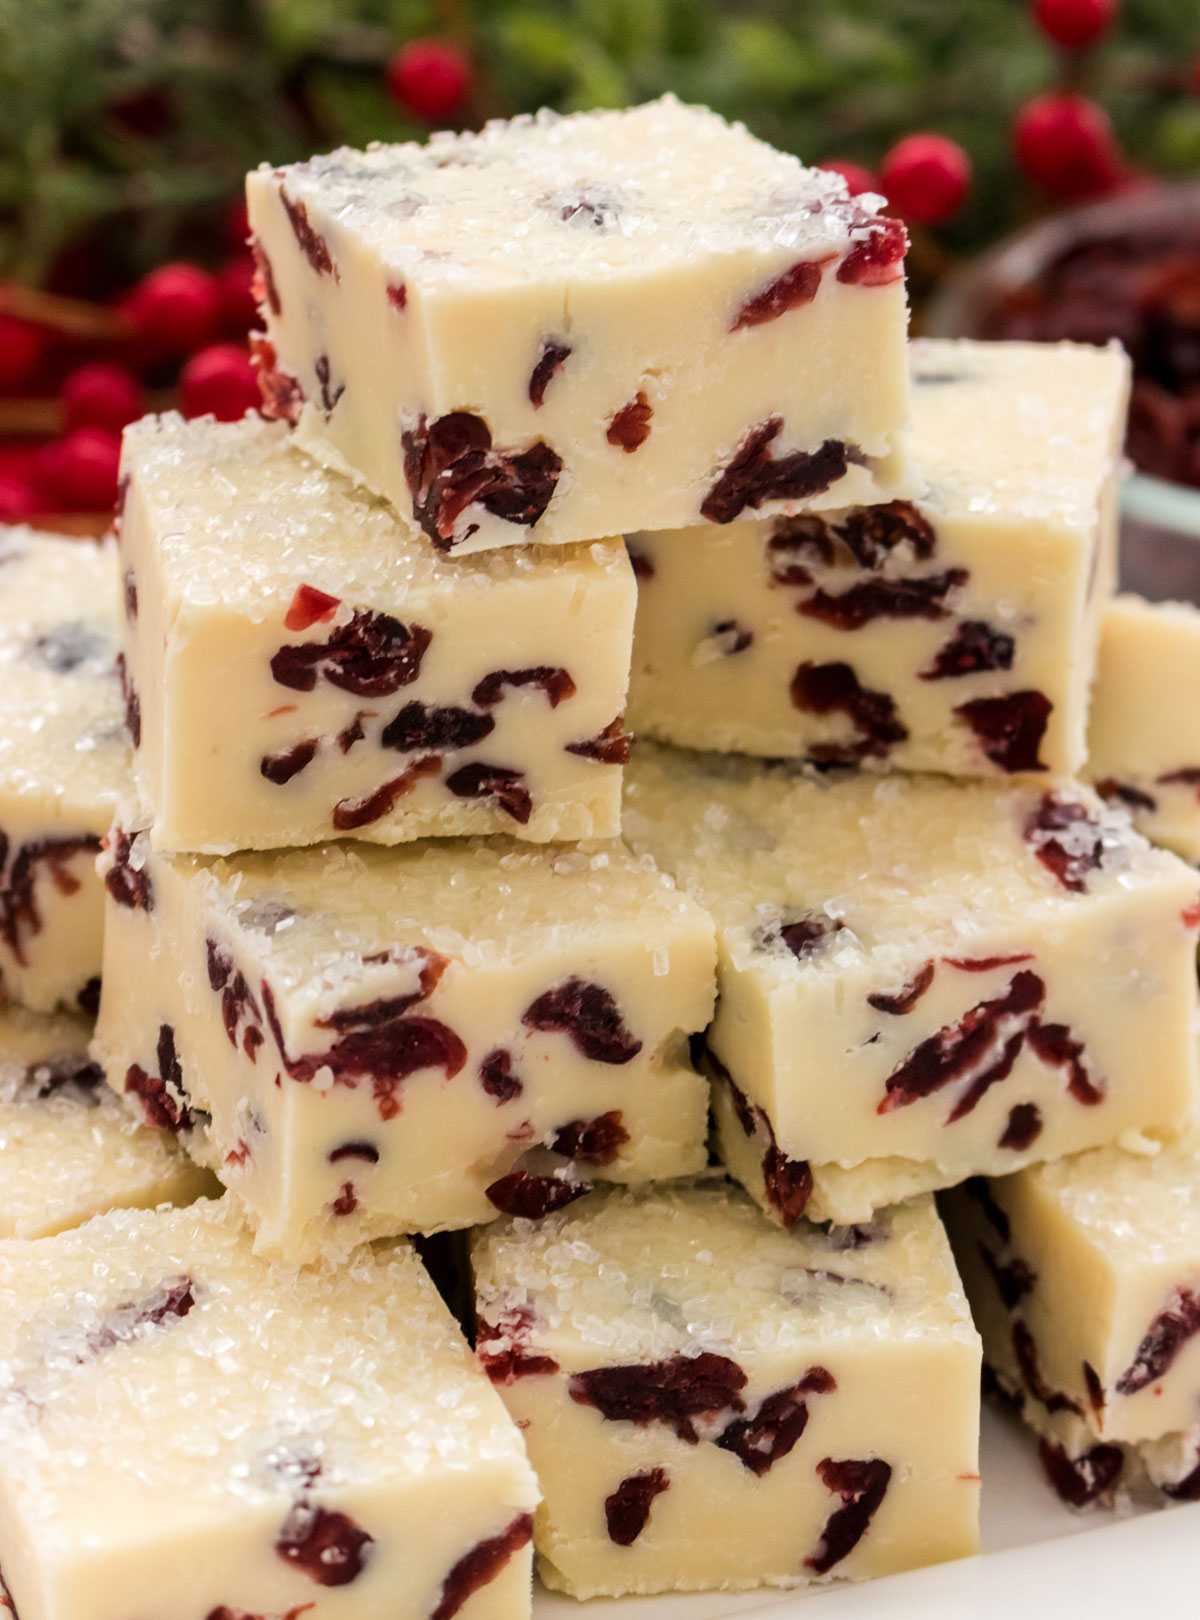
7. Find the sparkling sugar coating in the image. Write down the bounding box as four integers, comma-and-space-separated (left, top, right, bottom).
627, 339, 1127, 777
119, 414, 634, 851
0, 527, 129, 1011
0, 1003, 215, 1241
247, 97, 913, 553
0, 1199, 538, 1620
624, 743, 1200, 1223
471, 1179, 979, 1596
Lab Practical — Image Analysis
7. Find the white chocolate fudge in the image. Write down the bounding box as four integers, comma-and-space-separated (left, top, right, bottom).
0, 527, 128, 1012
628, 339, 1127, 779
0, 1198, 539, 1620
94, 831, 715, 1258
470, 1178, 980, 1596
119, 414, 634, 853
246, 97, 913, 556
0, 1002, 215, 1240
1086, 595, 1200, 861
624, 743, 1200, 1225
944, 1129, 1200, 1509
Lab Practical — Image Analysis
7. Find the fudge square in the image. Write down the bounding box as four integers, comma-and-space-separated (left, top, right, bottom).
0, 526, 128, 1012
628, 338, 1128, 779
246, 96, 914, 557
119, 414, 635, 854
943, 1128, 1200, 1508
623, 743, 1200, 1227
470, 1177, 980, 1596
0, 1002, 215, 1240
0, 1199, 539, 1620
93, 830, 715, 1259
1087, 595, 1200, 861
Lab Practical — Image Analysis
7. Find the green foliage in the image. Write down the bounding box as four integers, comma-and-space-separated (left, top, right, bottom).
0, 0, 1197, 287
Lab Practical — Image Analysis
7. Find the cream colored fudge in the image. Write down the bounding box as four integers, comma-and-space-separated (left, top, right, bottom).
470, 1178, 980, 1596
93, 830, 715, 1258
0, 527, 128, 1012
944, 1129, 1200, 1509
0, 1198, 539, 1620
628, 339, 1127, 778
624, 744, 1200, 1226
119, 414, 634, 853
0, 1002, 215, 1240
1087, 595, 1200, 861
246, 97, 913, 556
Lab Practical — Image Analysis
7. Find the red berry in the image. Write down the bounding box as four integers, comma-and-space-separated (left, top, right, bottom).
820, 160, 878, 198
880, 134, 971, 225
0, 314, 48, 392
1013, 93, 1125, 200
36, 429, 122, 512
127, 262, 220, 353
1033, 0, 1116, 51
181, 343, 260, 422
0, 474, 38, 523
60, 363, 143, 433
217, 255, 258, 333
386, 39, 472, 124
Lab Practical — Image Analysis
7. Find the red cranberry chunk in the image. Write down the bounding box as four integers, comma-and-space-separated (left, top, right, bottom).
605, 1468, 670, 1545
715, 1367, 835, 1475
701, 420, 850, 524
805, 1457, 893, 1573
710, 619, 753, 654
485, 1168, 592, 1217
921, 619, 1015, 680
2, 833, 101, 965
333, 755, 441, 831
731, 258, 831, 330
104, 828, 153, 912
529, 340, 572, 408
472, 667, 577, 709
1025, 1021, 1103, 1105
867, 960, 935, 1015
523, 978, 642, 1064
962, 1176, 1012, 1242
762, 1142, 813, 1226
1024, 795, 1104, 893
314, 354, 343, 414
445, 762, 532, 824
387, 281, 407, 311
381, 702, 494, 752
979, 1244, 1037, 1310
402, 411, 562, 549
627, 542, 654, 581
285, 584, 340, 633
279, 188, 335, 277
331, 1181, 357, 1216
271, 611, 432, 698
251, 235, 282, 315
791, 660, 908, 763
836, 215, 908, 286
797, 568, 967, 631
565, 717, 632, 766
124, 568, 138, 622
1158, 767, 1200, 792
1115, 1287, 1200, 1395
1013, 1320, 1082, 1415
955, 690, 1051, 772
252, 335, 305, 424
999, 1101, 1044, 1150
569, 1352, 747, 1443
1038, 1437, 1123, 1507
261, 739, 318, 785
759, 913, 844, 960
836, 500, 936, 566
77, 977, 101, 1018
944, 953, 1034, 973
1084, 1361, 1106, 1418
1161, 1460, 1200, 1501
477, 1306, 561, 1384
607, 392, 653, 452
115, 652, 141, 746
86, 1275, 196, 1356
1095, 778, 1157, 814
552, 1111, 629, 1166
769, 514, 836, 576
328, 1141, 379, 1164
430, 1514, 533, 1620
479, 1048, 523, 1104
276, 1504, 373, 1586
124, 1024, 193, 1133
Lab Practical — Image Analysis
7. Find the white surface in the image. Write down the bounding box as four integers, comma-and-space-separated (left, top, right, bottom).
534, 1403, 1199, 1615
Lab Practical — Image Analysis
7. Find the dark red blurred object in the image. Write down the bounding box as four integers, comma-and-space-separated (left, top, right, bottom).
1032, 0, 1116, 51
36, 428, 122, 511
1013, 94, 1125, 201
126, 262, 221, 354
217, 255, 258, 333
881, 134, 971, 225
60, 362, 143, 433
386, 39, 472, 123
0, 474, 39, 523
820, 159, 878, 198
181, 343, 260, 421
0, 315, 48, 391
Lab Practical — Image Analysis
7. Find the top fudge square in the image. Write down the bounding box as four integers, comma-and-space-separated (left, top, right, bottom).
246, 97, 913, 555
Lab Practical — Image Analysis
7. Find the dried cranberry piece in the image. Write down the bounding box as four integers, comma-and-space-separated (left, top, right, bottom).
279, 189, 335, 277
836, 500, 936, 566
979, 1244, 1037, 1310
387, 282, 407, 311
402, 411, 562, 549
261, 739, 318, 785
314, 354, 343, 414
731, 258, 831, 330
445, 762, 532, 824
381, 702, 493, 752
331, 1181, 357, 1216
476, 1306, 560, 1383
430, 1514, 533, 1620
607, 391, 653, 452
999, 1101, 1043, 1150
479, 1048, 523, 1104
805, 1457, 893, 1573
271, 611, 432, 698
115, 651, 141, 746
1158, 766, 1200, 792
252, 335, 305, 424
485, 1168, 592, 1217
570, 1353, 747, 1443
328, 1141, 379, 1164
124, 1025, 194, 1133
333, 754, 441, 831
867, 960, 935, 1015
565, 717, 632, 765
836, 215, 908, 286
1038, 1437, 1123, 1507
471, 667, 577, 709
763, 1143, 814, 1226
124, 569, 138, 622
920, 619, 1016, 680
1095, 778, 1157, 813
276, 1504, 372, 1586
1024, 795, 1105, 893
798, 567, 967, 631
337, 713, 367, 754
1, 833, 101, 965
716, 1367, 835, 1475
627, 542, 654, 580
1013, 1320, 1082, 1414
962, 1176, 1011, 1242
529, 340, 572, 408
944, 953, 1034, 973
552, 1110, 629, 1166
207, 1607, 314, 1620
761, 913, 844, 960
1026, 1021, 1103, 1105
791, 660, 907, 763
955, 690, 1051, 772
1115, 1287, 1200, 1395
768, 514, 836, 577
86, 1275, 196, 1358
605, 1468, 671, 1545
878, 970, 1045, 1119
523, 978, 642, 1064
284, 585, 340, 633
250, 236, 282, 315
104, 827, 153, 912
701, 421, 850, 524
709, 619, 753, 655
77, 976, 101, 1017
1083, 1361, 1106, 1418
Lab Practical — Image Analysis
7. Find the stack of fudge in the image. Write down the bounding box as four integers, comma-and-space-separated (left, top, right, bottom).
3, 95, 1200, 1617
